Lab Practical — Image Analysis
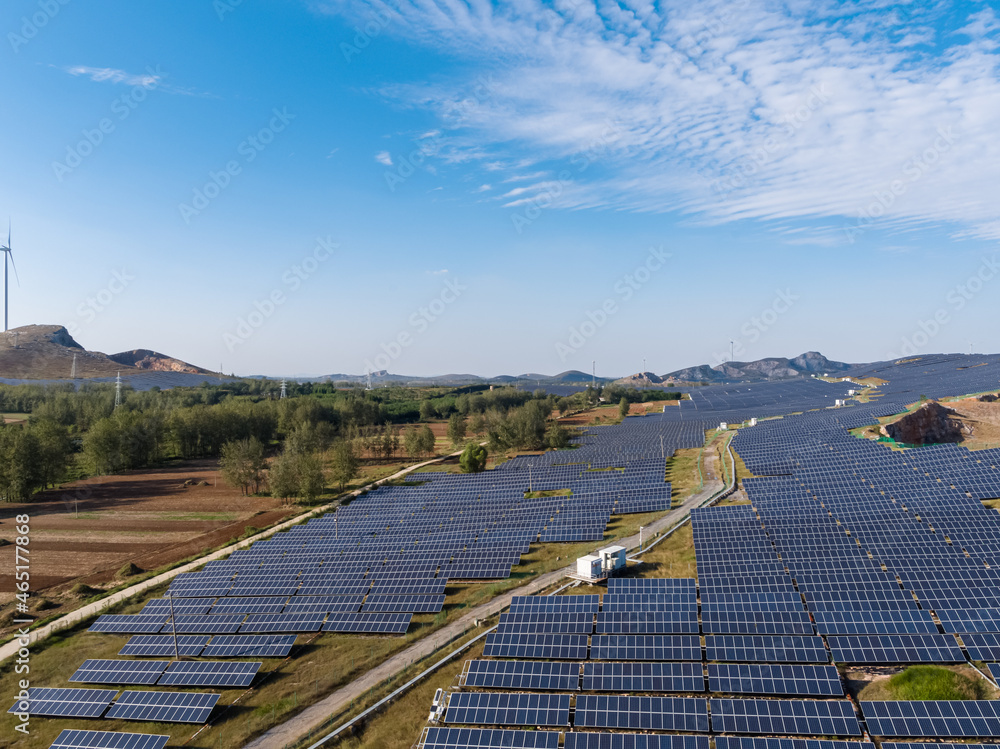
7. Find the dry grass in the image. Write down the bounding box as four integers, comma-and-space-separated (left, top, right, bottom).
327, 639, 488, 749
665, 447, 702, 505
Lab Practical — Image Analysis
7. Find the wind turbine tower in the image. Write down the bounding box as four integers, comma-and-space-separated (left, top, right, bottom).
1, 221, 19, 332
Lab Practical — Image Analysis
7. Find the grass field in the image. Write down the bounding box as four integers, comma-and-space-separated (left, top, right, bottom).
853, 665, 997, 701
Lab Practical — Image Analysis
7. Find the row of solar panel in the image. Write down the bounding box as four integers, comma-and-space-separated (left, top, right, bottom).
441, 694, 863, 735
463, 660, 843, 696
90, 612, 412, 635
9, 688, 219, 723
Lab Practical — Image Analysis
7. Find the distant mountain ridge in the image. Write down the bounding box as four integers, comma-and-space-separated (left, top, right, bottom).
0, 325, 214, 380
664, 351, 853, 383
314, 369, 613, 387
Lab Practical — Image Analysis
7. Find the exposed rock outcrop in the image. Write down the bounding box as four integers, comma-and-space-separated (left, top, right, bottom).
881, 401, 973, 446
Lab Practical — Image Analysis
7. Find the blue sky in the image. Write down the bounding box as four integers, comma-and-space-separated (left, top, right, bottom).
1, 0, 999, 377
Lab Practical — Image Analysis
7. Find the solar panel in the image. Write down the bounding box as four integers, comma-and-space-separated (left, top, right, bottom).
89, 615, 167, 634
937, 609, 1000, 634
7, 688, 118, 718
160, 615, 244, 634
443, 692, 570, 726
118, 635, 208, 658
701, 611, 814, 635
158, 661, 261, 688
707, 664, 843, 696
715, 739, 874, 749
209, 597, 288, 615
705, 635, 828, 663
421, 727, 560, 749
580, 662, 705, 692
483, 633, 589, 660
362, 594, 446, 613
590, 635, 701, 661
574, 695, 709, 731
710, 698, 862, 736
882, 744, 1000, 749
47, 730, 169, 749
69, 660, 169, 686
464, 660, 580, 691
826, 634, 963, 664
322, 613, 411, 634
200, 634, 297, 658
594, 612, 699, 635
961, 632, 1000, 661
496, 612, 594, 634
510, 595, 600, 614
564, 735, 710, 749
105, 691, 221, 724
239, 614, 324, 633
812, 610, 938, 635
861, 700, 1000, 737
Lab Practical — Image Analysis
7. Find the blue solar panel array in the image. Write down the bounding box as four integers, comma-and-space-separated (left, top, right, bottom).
417, 356, 1000, 747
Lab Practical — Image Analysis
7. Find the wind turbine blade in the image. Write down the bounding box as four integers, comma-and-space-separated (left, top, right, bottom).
7, 251, 19, 286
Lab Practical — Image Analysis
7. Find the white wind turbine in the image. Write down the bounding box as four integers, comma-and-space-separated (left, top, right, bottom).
0, 222, 19, 332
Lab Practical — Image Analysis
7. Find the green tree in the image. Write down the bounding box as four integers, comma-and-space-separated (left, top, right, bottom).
0, 426, 44, 502
545, 422, 572, 449
30, 419, 72, 489
330, 439, 360, 491
419, 400, 435, 421
418, 424, 436, 456
619, 397, 629, 419
447, 413, 467, 448
219, 437, 266, 496
459, 443, 488, 473
403, 428, 423, 458
296, 452, 327, 502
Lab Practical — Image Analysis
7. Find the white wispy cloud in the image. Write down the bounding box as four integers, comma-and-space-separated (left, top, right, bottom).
375, 150, 393, 166
61, 64, 213, 97
317, 0, 1000, 241
65, 65, 161, 87
502, 171, 550, 183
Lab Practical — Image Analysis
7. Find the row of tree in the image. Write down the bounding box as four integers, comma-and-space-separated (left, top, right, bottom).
0, 420, 73, 502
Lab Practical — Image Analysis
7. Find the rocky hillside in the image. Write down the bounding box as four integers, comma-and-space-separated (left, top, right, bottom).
108, 349, 212, 375
0, 325, 210, 380
882, 401, 972, 446
666, 352, 853, 383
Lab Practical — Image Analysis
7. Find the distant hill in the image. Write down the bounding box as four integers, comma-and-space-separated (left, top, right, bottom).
0, 325, 213, 381
664, 352, 853, 383
108, 349, 214, 375
313, 370, 614, 387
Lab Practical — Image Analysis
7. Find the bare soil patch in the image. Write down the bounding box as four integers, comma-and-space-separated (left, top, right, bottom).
0, 459, 299, 627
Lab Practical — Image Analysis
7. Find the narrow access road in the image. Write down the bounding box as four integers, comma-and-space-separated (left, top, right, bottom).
0, 452, 466, 665
245, 452, 731, 749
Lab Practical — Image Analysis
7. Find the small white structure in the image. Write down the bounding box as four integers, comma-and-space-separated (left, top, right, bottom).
749, 418, 758, 427
719, 422, 728, 430
835, 399, 845, 407
598, 545, 627, 572
848, 389, 856, 396
577, 555, 603, 580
